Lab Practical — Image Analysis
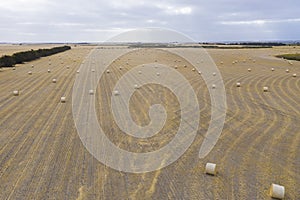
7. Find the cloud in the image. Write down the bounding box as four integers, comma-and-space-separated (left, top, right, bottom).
220, 18, 300, 25
156, 4, 193, 15
0, 0, 299, 42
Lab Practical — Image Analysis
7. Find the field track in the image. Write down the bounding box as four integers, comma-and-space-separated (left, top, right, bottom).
0, 45, 299, 199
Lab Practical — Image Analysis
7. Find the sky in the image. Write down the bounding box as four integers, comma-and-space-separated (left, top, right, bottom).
0, 0, 300, 43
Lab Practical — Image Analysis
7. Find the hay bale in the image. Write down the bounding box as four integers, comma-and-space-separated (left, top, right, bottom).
114, 90, 120, 96
67, 66, 70, 69
292, 73, 297, 77
269, 184, 285, 199
236, 82, 241, 87
48, 69, 51, 73
248, 68, 252, 72
60, 97, 66, 103
119, 66, 123, 70
156, 72, 160, 76
263, 87, 269, 92
212, 84, 216, 89
213, 72, 216, 76
205, 163, 217, 175
286, 69, 289, 73
31, 64, 34, 68
184, 65, 187, 68
271, 68, 275, 71
12, 67, 16, 70
52, 78, 57, 83
106, 69, 110, 73
91, 69, 95, 72
220, 61, 224, 64
13, 90, 19, 96
28, 71, 32, 75
89, 90, 94, 95
192, 68, 195, 71
76, 70, 80, 73
174, 65, 178, 69
198, 71, 202, 74
134, 84, 139, 89
138, 71, 142, 74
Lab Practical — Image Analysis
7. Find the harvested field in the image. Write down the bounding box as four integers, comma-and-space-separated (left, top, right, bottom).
0, 45, 299, 199
0, 44, 66, 57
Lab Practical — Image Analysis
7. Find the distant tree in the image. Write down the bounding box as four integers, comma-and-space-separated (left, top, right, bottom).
0, 46, 71, 67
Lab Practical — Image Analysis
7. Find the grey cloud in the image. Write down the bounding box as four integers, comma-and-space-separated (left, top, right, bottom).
0, 0, 299, 42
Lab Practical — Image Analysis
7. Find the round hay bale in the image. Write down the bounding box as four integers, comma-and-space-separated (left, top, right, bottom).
192, 68, 195, 71
156, 72, 160, 76
89, 90, 94, 95
205, 163, 217, 175
114, 90, 120, 96
184, 65, 187, 68
134, 84, 139, 89
106, 69, 110, 73
220, 61, 224, 64
13, 90, 19, 96
269, 184, 285, 199
263, 87, 269, 92
212, 84, 216, 89
198, 71, 202, 75
31, 64, 34, 68
67, 66, 70, 69
76, 70, 80, 73
248, 68, 252, 72
138, 71, 142, 74
271, 68, 275, 71
292, 73, 297, 77
28, 71, 32, 75
213, 72, 216, 76
60, 97, 66, 103
91, 69, 95, 72
52, 78, 57, 83
119, 66, 123, 70
236, 82, 241, 87
174, 65, 178, 69
47, 69, 51, 73
286, 69, 289, 73
12, 67, 16, 70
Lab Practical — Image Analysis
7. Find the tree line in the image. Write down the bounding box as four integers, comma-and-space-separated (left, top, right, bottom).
0, 46, 71, 67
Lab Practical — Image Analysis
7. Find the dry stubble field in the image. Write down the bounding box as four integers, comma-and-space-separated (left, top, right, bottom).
0, 45, 299, 199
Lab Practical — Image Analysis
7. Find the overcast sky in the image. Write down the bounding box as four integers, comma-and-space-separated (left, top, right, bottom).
1, 0, 299, 42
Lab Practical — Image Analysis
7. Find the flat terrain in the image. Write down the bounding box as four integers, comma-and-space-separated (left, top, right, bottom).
0, 45, 299, 199
0, 44, 72, 57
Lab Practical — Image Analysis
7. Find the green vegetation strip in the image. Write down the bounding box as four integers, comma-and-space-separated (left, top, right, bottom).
276, 54, 300, 61
0, 46, 71, 67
